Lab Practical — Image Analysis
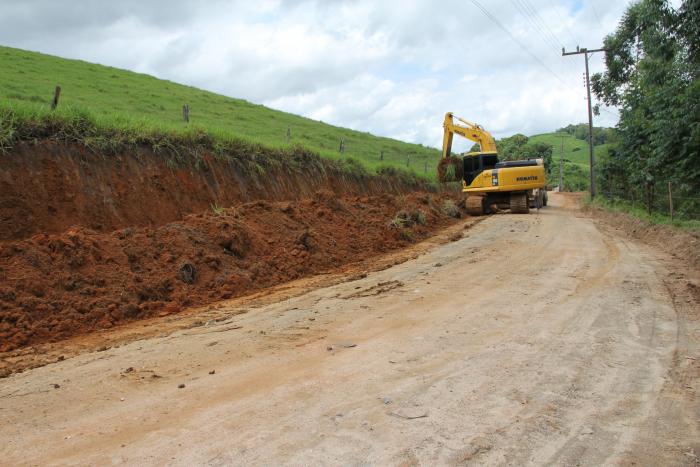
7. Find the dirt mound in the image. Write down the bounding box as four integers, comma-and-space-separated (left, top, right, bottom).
437, 157, 464, 183
0, 192, 467, 351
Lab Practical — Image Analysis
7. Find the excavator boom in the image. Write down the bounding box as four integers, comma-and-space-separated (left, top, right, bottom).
442, 112, 497, 158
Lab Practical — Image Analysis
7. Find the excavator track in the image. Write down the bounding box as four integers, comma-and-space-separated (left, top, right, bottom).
510, 192, 529, 214
466, 194, 485, 216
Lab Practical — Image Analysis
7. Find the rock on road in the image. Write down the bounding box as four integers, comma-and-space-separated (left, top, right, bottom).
1, 193, 698, 465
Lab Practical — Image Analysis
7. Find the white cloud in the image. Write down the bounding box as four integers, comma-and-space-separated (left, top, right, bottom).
0, 0, 628, 147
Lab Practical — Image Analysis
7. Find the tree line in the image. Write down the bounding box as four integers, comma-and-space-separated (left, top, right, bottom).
592, 0, 699, 216
557, 124, 618, 147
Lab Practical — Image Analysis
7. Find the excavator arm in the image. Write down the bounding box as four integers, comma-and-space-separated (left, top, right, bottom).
441, 112, 498, 158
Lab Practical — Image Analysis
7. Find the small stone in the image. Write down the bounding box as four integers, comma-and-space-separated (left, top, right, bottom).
209, 370, 216, 375
434, 262, 443, 267
52, 383, 60, 389
178, 383, 186, 389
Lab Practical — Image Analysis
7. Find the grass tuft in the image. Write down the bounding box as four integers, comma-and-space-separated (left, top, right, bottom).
442, 200, 461, 218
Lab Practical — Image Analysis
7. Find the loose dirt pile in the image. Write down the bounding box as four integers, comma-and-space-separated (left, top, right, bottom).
0, 191, 466, 351
437, 157, 464, 183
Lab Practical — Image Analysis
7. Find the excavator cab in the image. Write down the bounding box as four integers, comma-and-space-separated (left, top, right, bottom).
463, 152, 498, 185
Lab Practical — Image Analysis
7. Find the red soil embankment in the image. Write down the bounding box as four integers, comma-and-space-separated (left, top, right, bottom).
0, 191, 466, 351
0, 141, 466, 352
0, 142, 433, 241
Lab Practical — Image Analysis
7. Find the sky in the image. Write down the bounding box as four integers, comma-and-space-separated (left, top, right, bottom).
0, 0, 640, 150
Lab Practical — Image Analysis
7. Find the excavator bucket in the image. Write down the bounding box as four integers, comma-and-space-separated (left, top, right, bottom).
437, 157, 463, 183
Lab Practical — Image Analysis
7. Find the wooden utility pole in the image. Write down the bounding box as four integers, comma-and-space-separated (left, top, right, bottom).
559, 135, 564, 191
562, 46, 607, 199
51, 85, 61, 110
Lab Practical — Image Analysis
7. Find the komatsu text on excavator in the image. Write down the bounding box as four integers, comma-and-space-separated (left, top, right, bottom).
441, 112, 547, 215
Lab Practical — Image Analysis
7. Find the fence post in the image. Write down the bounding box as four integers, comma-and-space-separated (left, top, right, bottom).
339, 138, 345, 153
424, 161, 427, 173
668, 181, 674, 221
380, 151, 383, 161
406, 155, 410, 167
51, 85, 61, 110
286, 126, 291, 142
182, 104, 190, 123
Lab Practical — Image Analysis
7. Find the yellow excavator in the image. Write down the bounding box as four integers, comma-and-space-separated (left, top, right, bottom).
441, 112, 547, 215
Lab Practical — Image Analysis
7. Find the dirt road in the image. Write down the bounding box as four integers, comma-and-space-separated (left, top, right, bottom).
2, 193, 698, 465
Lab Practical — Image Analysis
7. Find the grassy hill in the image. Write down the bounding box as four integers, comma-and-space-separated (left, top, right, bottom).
0, 46, 439, 176
530, 132, 610, 191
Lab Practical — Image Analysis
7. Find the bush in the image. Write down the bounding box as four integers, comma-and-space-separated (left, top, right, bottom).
442, 200, 460, 218
388, 209, 427, 229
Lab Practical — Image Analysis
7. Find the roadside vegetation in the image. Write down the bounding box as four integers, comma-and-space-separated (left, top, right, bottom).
528, 131, 611, 191
589, 196, 700, 232
592, 0, 699, 220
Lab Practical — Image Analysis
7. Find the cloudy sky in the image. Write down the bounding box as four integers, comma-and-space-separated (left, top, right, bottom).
0, 0, 643, 149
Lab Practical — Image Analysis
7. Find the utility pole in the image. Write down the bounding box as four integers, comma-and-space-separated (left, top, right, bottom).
562, 46, 607, 199
559, 135, 564, 191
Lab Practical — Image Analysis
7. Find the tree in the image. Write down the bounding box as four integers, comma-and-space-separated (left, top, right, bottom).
592, 0, 699, 214
522, 142, 554, 174
496, 134, 554, 173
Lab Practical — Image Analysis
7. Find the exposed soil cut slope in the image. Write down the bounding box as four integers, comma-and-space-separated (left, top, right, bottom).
0, 190, 466, 351
0, 142, 437, 241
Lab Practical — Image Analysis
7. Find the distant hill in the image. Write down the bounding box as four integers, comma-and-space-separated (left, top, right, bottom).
529, 132, 610, 191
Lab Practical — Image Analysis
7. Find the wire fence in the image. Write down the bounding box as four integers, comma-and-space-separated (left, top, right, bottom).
599, 178, 700, 221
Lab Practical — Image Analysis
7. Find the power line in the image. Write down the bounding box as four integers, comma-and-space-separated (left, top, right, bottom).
590, 1, 604, 28
469, 0, 573, 90
512, 0, 580, 76
521, 0, 565, 49
547, 0, 580, 46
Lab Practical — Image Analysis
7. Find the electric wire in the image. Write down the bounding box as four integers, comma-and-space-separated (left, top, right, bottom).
468, 0, 575, 91
547, 0, 580, 46
510, 0, 580, 77
590, 1, 604, 29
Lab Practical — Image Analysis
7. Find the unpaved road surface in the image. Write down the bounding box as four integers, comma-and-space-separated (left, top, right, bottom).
2, 193, 699, 465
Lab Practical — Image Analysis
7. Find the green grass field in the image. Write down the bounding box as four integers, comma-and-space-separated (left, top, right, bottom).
0, 45, 439, 176
530, 132, 609, 191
